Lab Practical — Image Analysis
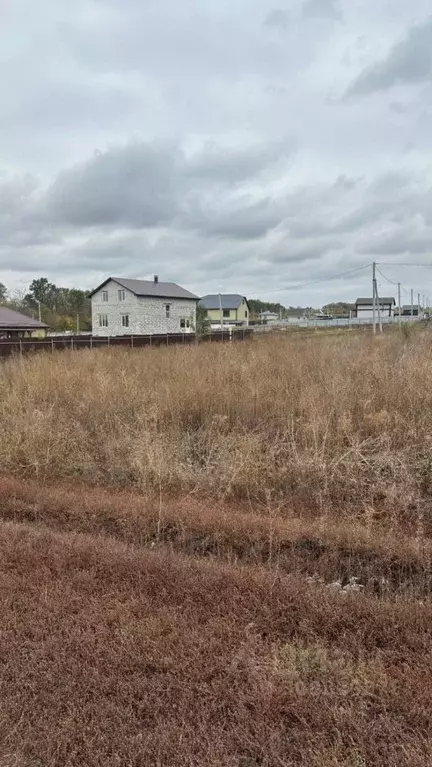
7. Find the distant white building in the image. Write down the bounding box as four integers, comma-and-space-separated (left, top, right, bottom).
90, 276, 199, 336
258, 310, 279, 323
355, 297, 396, 319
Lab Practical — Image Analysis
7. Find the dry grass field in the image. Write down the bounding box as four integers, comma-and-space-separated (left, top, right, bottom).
0, 332, 431, 765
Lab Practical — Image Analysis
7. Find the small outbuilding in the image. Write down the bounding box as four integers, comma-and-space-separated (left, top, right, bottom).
400, 305, 420, 317
355, 297, 396, 319
0, 307, 49, 339
258, 311, 279, 323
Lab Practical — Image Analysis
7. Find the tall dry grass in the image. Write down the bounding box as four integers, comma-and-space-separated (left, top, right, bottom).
1, 331, 432, 518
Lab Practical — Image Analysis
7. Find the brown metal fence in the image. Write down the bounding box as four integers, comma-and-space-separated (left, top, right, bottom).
0, 329, 252, 359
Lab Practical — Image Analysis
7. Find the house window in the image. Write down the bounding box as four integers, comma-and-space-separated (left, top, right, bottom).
99, 314, 108, 328
102, 290, 108, 302
180, 318, 190, 329
165, 304, 171, 318
245, 310, 248, 318
223, 309, 230, 318
121, 314, 130, 328
118, 289, 126, 302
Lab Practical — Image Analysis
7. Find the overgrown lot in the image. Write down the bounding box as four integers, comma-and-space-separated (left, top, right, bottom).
0, 332, 431, 765
1, 331, 432, 517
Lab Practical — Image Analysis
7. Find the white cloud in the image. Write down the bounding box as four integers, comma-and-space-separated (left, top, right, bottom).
1, 0, 432, 306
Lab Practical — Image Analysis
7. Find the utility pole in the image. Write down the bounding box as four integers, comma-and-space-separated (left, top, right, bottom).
218, 293, 223, 333
411, 289, 414, 320
372, 262, 377, 335
374, 263, 383, 333
398, 282, 401, 330
377, 294, 383, 333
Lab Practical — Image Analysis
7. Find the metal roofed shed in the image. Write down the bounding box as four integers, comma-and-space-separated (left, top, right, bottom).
0, 307, 49, 339
355, 297, 396, 319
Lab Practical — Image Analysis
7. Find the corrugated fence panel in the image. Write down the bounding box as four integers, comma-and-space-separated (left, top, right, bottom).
0, 329, 252, 359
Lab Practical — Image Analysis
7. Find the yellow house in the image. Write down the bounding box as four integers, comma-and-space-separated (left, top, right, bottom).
199, 294, 250, 327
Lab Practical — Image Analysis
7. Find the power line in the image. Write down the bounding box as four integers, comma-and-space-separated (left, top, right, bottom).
257, 262, 371, 295
379, 263, 432, 268
376, 266, 427, 300
375, 266, 399, 286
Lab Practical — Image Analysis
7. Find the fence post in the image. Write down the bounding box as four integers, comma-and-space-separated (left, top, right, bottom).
166, 334, 169, 346
51, 339, 54, 354
71, 337, 74, 351
107, 336, 110, 347
19, 339, 23, 358
131, 335, 134, 349
90, 336, 93, 350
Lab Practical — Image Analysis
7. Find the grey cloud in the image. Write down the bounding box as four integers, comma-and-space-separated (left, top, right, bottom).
358, 228, 432, 256
390, 101, 410, 114
269, 238, 341, 264
345, 17, 432, 98
45, 142, 181, 228
41, 139, 294, 239
185, 139, 294, 184
0, 174, 56, 249
263, 9, 290, 30
302, 0, 341, 20
0, 139, 296, 257
187, 196, 285, 240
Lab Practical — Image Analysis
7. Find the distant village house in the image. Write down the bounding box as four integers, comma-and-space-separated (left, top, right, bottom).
199, 294, 250, 328
90, 276, 199, 336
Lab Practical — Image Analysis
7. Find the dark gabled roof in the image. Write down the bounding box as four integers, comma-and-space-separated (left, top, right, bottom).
355, 297, 396, 305
89, 277, 199, 301
199, 294, 249, 311
0, 307, 49, 329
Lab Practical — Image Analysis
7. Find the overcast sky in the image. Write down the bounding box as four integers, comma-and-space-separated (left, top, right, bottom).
1, 0, 432, 306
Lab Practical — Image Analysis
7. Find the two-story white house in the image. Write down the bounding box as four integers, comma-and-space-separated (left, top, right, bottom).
90, 276, 199, 336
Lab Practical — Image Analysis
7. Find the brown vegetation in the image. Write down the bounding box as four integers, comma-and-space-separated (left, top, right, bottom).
0, 477, 430, 599
0, 519, 431, 766
1, 332, 432, 516
0, 332, 431, 764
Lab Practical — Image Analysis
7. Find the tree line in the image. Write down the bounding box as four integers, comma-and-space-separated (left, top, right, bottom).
0, 278, 91, 331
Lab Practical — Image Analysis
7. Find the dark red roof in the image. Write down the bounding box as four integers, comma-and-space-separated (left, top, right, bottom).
0, 307, 49, 329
